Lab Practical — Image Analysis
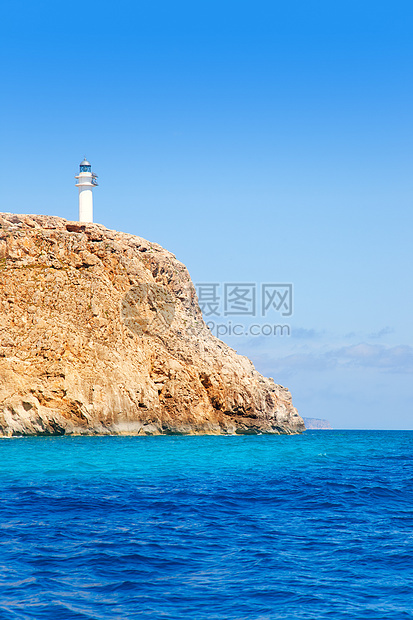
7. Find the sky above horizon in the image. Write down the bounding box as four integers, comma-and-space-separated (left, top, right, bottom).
1, 0, 412, 429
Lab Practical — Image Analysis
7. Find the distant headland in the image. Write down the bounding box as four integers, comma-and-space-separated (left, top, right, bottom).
303, 417, 332, 430
0, 213, 304, 437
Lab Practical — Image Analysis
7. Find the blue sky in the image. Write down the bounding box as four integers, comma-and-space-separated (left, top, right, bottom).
1, 0, 412, 428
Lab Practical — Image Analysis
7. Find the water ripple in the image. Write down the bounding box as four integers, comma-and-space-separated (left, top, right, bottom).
0, 431, 412, 619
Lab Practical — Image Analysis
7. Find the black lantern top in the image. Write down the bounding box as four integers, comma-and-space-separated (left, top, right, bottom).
79, 158, 91, 173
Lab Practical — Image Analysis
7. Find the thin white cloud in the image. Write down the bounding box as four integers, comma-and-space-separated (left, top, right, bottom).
262, 343, 413, 374
291, 327, 324, 339
368, 326, 395, 339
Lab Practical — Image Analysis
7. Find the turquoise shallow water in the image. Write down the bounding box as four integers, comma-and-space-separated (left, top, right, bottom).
0, 430, 412, 619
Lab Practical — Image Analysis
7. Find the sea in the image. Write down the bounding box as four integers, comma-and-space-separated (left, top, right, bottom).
0, 430, 412, 619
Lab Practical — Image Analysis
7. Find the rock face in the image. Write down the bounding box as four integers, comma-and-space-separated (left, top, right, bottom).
303, 417, 332, 430
0, 213, 304, 436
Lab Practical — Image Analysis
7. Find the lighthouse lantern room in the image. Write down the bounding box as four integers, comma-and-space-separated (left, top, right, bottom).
75, 158, 98, 223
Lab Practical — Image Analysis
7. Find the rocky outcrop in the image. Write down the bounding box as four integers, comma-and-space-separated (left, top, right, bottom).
303, 417, 332, 430
0, 213, 304, 436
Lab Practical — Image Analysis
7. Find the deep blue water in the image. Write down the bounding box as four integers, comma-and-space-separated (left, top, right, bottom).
0, 430, 412, 619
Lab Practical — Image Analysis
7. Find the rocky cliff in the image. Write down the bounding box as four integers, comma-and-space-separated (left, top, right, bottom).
0, 213, 304, 436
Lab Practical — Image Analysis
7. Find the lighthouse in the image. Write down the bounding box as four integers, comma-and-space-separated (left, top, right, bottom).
75, 158, 98, 223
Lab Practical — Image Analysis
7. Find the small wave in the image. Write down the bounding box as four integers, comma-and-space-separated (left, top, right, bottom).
0, 431, 412, 619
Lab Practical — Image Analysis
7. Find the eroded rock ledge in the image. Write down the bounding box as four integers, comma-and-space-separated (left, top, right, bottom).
0, 213, 304, 436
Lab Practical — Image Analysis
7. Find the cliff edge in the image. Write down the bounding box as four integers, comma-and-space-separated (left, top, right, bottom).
0, 213, 304, 436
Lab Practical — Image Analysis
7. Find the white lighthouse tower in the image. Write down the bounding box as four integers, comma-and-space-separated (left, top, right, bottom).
75, 158, 98, 223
